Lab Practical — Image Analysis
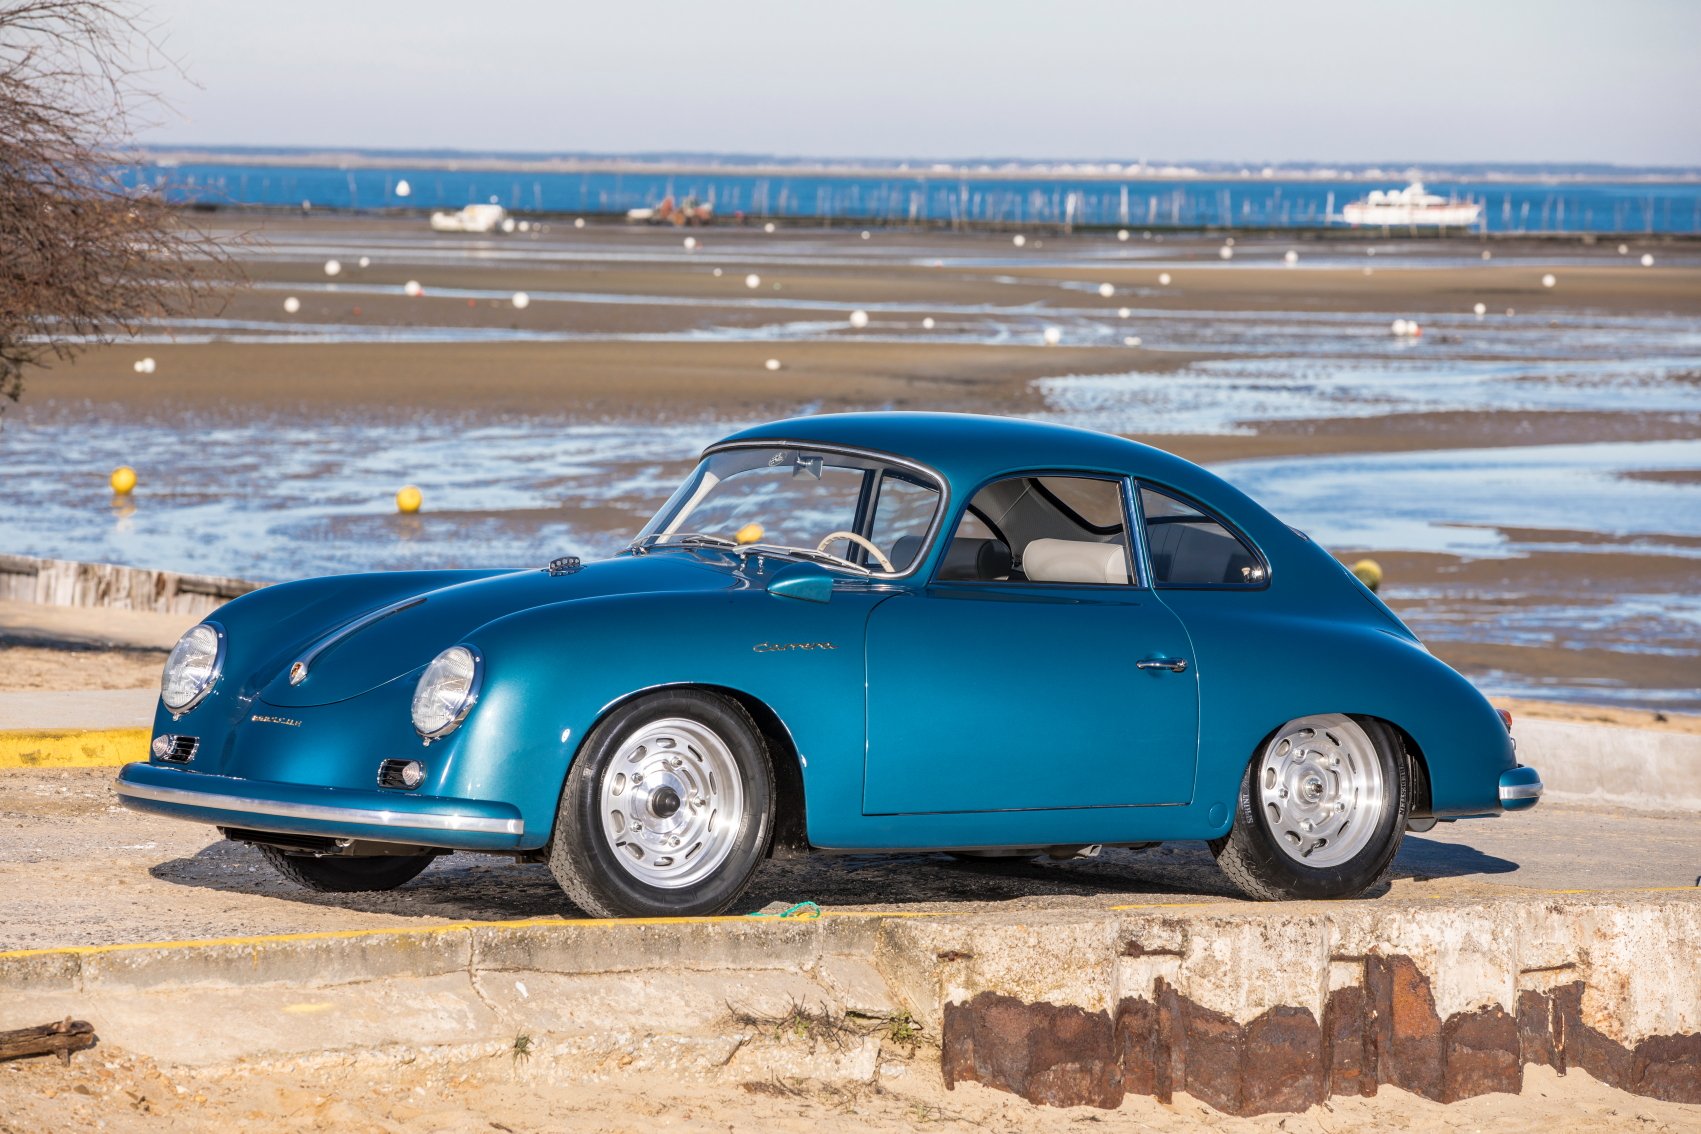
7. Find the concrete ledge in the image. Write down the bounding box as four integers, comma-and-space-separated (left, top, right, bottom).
1515, 719, 1701, 811
0, 554, 259, 618
1, 896, 1695, 1113
0, 727, 149, 768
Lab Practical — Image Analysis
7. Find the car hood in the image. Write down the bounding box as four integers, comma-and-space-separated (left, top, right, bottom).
256, 553, 733, 708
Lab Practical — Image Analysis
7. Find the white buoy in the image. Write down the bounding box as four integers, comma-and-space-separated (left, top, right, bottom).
1158, 272, 1172, 286
1117, 229, 1130, 242
683, 236, 697, 251
1542, 273, 1557, 288
1123, 336, 1142, 347
1284, 250, 1299, 266
403, 280, 423, 297
132, 357, 156, 374
1618, 244, 1629, 255
518, 221, 530, 233
922, 317, 936, 329
1041, 326, 1063, 345
574, 217, 586, 229
764, 358, 782, 371
358, 256, 371, 269
323, 259, 341, 277
1012, 234, 1027, 247
744, 273, 761, 289
1481, 249, 1493, 260
1367, 248, 1376, 257
395, 179, 411, 198
764, 222, 776, 233
512, 292, 530, 309
1219, 246, 1234, 260
283, 296, 301, 314
1118, 306, 1131, 318
1098, 282, 1115, 299
849, 309, 870, 329
860, 230, 871, 240
501, 217, 516, 233
1506, 308, 1516, 317
712, 268, 723, 277
1391, 319, 1407, 336
1225, 237, 1235, 247
1641, 253, 1655, 267
1473, 302, 1487, 317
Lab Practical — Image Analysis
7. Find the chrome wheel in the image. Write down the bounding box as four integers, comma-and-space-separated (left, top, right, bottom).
1255, 714, 1385, 869
598, 716, 744, 889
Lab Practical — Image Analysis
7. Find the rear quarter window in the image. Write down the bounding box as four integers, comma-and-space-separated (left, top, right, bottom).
1139, 486, 1268, 588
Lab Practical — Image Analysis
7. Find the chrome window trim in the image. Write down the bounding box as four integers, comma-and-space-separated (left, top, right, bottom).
929, 469, 1144, 590
116, 778, 523, 836
672, 439, 952, 583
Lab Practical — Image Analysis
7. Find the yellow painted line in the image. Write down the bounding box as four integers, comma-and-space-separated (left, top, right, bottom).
0, 728, 149, 769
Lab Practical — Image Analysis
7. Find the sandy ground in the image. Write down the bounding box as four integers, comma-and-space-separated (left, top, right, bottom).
2, 1043, 1696, 1134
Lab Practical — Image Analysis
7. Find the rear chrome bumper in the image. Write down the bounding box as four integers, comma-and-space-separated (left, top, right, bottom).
1498, 765, 1543, 811
115, 762, 526, 850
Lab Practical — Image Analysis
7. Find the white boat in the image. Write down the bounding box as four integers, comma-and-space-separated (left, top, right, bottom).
429, 203, 509, 233
1340, 182, 1481, 228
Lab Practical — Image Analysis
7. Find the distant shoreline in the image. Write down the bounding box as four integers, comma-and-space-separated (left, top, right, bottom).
127, 147, 1701, 186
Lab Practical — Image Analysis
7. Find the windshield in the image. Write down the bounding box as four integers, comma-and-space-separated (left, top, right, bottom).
636, 446, 942, 574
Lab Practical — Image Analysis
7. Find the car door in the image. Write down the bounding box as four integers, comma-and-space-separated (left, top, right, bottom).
861, 473, 1200, 814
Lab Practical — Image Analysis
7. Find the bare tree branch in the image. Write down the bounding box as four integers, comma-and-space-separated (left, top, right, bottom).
1, 1, 235, 406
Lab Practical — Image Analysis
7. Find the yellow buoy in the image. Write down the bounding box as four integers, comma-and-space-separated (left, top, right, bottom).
1350, 558, 1383, 592
109, 466, 137, 494
734, 522, 765, 545
395, 485, 423, 514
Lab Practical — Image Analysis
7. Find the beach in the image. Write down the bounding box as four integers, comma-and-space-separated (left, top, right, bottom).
4, 215, 1698, 710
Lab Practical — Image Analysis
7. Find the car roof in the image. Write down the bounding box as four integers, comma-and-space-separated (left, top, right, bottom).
716, 412, 1213, 498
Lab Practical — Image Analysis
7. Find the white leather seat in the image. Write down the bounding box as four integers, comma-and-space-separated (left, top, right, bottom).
1023, 538, 1130, 585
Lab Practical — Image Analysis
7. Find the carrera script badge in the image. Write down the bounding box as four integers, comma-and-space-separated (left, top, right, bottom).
753, 641, 837, 654
251, 714, 303, 728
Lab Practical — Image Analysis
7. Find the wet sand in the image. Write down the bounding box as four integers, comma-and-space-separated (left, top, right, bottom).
7, 216, 1700, 707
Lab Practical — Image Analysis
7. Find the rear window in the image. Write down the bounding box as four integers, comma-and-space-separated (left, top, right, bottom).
1139, 486, 1266, 587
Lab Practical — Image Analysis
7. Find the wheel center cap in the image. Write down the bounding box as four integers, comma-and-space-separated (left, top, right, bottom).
1300, 775, 1326, 803
649, 785, 682, 820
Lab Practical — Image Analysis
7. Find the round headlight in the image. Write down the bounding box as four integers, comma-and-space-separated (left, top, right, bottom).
161, 622, 224, 714
411, 646, 481, 739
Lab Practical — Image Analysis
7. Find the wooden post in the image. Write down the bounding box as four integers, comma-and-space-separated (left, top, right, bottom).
0, 1018, 98, 1063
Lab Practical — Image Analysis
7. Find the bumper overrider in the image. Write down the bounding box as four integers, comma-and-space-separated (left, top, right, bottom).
1498, 764, 1543, 811
115, 761, 527, 851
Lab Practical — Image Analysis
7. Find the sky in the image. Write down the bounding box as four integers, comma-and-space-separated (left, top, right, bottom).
134, 0, 1701, 166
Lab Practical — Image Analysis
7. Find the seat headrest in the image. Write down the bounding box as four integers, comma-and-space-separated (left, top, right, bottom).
1023, 538, 1130, 585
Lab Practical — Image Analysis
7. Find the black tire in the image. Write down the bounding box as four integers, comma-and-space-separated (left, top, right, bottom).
549, 689, 775, 918
1210, 715, 1410, 901
257, 845, 437, 892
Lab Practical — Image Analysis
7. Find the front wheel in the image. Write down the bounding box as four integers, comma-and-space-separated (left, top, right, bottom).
548, 690, 775, 918
1210, 714, 1409, 900
257, 845, 437, 892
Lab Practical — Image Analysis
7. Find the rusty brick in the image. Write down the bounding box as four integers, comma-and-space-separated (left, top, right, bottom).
1323, 985, 1376, 1098
1549, 981, 1584, 1076
1516, 989, 1556, 1070
1443, 1006, 1522, 1102
1242, 1006, 1324, 1114
1368, 954, 1445, 1101
1630, 1033, 1701, 1104
938, 992, 1122, 1110
1115, 996, 1160, 1099
1181, 999, 1244, 1114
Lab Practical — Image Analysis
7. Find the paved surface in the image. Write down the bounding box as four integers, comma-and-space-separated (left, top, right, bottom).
0, 689, 156, 730
1, 765, 1695, 952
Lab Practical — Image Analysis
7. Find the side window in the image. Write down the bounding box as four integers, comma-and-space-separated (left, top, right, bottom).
1139, 486, 1266, 587
938, 475, 1136, 585
869, 473, 940, 572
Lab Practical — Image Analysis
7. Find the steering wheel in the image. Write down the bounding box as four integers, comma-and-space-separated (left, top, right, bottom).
817, 531, 896, 573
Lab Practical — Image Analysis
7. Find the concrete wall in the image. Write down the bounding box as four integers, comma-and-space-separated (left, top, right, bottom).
1515, 719, 1701, 812
0, 554, 259, 619
2, 895, 1695, 1115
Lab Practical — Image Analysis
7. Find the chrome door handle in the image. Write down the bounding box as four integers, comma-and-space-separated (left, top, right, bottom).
1137, 657, 1188, 673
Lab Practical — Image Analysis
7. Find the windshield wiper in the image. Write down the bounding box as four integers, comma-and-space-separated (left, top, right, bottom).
624, 532, 739, 554
739, 543, 871, 574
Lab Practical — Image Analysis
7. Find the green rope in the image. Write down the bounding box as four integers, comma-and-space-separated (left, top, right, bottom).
747, 900, 821, 919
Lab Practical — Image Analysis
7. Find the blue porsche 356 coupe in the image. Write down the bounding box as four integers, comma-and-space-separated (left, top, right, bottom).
118, 413, 1541, 916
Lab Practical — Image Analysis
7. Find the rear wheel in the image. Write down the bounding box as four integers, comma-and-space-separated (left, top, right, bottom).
257, 845, 436, 892
549, 690, 775, 918
1210, 714, 1409, 900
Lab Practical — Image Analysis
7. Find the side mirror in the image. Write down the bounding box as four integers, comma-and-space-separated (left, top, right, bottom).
766, 561, 834, 604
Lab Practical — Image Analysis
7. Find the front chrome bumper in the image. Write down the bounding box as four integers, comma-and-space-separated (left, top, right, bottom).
115, 762, 526, 850
1498, 764, 1543, 811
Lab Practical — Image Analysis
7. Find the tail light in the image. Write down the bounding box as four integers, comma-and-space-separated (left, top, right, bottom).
1496, 709, 1513, 732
